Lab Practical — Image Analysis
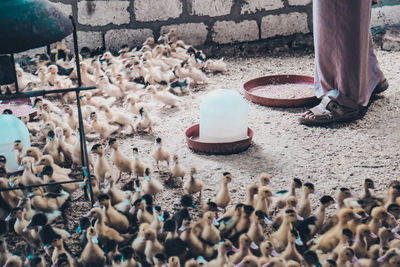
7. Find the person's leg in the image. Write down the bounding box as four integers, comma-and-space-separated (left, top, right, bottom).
301, 0, 382, 124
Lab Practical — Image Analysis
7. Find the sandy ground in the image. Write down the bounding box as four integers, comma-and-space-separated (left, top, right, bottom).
4, 49, 400, 260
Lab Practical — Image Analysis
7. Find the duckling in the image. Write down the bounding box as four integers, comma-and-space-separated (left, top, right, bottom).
152, 137, 170, 170
11, 140, 24, 166
167, 256, 180, 267
247, 210, 266, 246
0, 178, 23, 208
79, 226, 106, 266
96, 193, 129, 232
20, 157, 43, 186
320, 187, 353, 234
272, 196, 298, 230
180, 222, 214, 259
195, 211, 220, 245
98, 75, 124, 98
336, 247, 359, 266
3, 255, 23, 267
231, 205, 255, 241
142, 168, 163, 200
54, 127, 74, 162
132, 147, 149, 178
369, 206, 390, 234
205, 58, 227, 73
108, 138, 133, 180
99, 105, 135, 133
21, 115, 41, 136
50, 234, 77, 267
351, 224, 374, 259
236, 255, 260, 267
273, 178, 303, 212
90, 144, 112, 183
206, 239, 233, 267
183, 167, 204, 202
29, 186, 69, 211
38, 154, 71, 176
89, 112, 119, 141
298, 182, 315, 219
211, 172, 233, 213
378, 248, 400, 266
115, 74, 144, 92
42, 130, 65, 165
5, 207, 36, 244
0, 239, 11, 266
231, 234, 255, 264
357, 244, 380, 267
135, 107, 154, 133
126, 95, 151, 116
144, 228, 164, 264
146, 85, 180, 108
132, 222, 150, 254
79, 62, 97, 87
270, 209, 298, 252
41, 165, 78, 195
295, 195, 334, 243
62, 105, 78, 130
218, 203, 244, 238
102, 173, 130, 206
314, 208, 359, 252
87, 206, 125, 243
187, 65, 207, 84
259, 241, 280, 265
170, 155, 186, 182
255, 186, 273, 216
120, 246, 140, 267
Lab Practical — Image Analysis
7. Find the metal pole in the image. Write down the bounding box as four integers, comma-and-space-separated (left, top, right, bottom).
0, 179, 84, 192
46, 45, 51, 56
10, 54, 19, 93
70, 15, 94, 205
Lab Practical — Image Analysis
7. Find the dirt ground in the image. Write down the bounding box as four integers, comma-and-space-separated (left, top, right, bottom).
4, 49, 400, 261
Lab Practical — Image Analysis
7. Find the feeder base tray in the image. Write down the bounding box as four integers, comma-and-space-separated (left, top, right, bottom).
185, 124, 253, 155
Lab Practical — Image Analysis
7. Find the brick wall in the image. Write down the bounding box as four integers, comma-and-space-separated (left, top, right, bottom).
25, 1, 400, 55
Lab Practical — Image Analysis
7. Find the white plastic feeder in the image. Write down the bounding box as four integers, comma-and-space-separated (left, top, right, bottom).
200, 89, 248, 143
0, 114, 31, 172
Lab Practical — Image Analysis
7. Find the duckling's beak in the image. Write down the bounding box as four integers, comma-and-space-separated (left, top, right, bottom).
378, 254, 388, 262
271, 250, 280, 257
28, 192, 34, 197
370, 232, 377, 238
232, 246, 240, 253
105, 144, 110, 150
76, 226, 82, 233
394, 232, 400, 240
18, 165, 24, 171
234, 263, 244, 267
93, 201, 100, 207
34, 161, 41, 166
5, 213, 11, 221
212, 219, 219, 226
178, 225, 185, 231
43, 243, 52, 252
354, 213, 362, 219
295, 238, 303, 246
264, 217, 272, 224
140, 237, 146, 243
392, 225, 400, 233
297, 215, 304, 221
84, 211, 91, 217
352, 256, 360, 265
250, 242, 259, 249
10, 147, 16, 152
129, 206, 136, 214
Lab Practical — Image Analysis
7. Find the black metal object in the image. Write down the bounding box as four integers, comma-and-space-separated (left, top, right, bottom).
0, 179, 84, 193
0, 0, 73, 54
0, 16, 95, 206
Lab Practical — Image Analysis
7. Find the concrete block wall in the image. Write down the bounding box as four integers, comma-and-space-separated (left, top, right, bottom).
48, 0, 314, 53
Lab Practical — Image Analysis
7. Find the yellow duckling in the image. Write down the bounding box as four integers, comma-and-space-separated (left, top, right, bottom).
135, 107, 153, 133
152, 137, 170, 170
142, 168, 164, 200
196, 211, 220, 245
231, 234, 256, 264
38, 154, 71, 176
54, 127, 73, 162
0, 178, 23, 208
281, 229, 303, 263
41, 165, 78, 195
63, 105, 78, 131
20, 157, 42, 186
255, 186, 273, 216
5, 207, 36, 244
368, 206, 391, 234
205, 58, 227, 73
170, 155, 186, 182
146, 85, 180, 108
108, 138, 133, 180
89, 112, 119, 141
86, 206, 125, 243
79, 226, 106, 266
247, 210, 266, 246
42, 130, 64, 165
3, 255, 23, 267
99, 104, 134, 133
132, 222, 150, 254
206, 239, 233, 267
211, 172, 233, 213
298, 182, 316, 219
270, 209, 298, 252
29, 186, 69, 211
90, 144, 112, 183
11, 140, 24, 166
183, 167, 203, 201
96, 193, 129, 232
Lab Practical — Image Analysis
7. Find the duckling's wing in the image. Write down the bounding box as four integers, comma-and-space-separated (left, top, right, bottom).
319, 214, 338, 235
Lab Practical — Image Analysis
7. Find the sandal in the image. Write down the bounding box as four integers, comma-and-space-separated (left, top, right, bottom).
372, 78, 389, 95
299, 96, 360, 126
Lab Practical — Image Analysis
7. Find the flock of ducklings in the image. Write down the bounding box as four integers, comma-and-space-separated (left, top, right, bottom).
1, 29, 400, 267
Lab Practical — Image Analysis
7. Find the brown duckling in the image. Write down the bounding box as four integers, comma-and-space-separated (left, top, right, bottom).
42, 130, 65, 165
24, 147, 43, 174
96, 193, 129, 232
90, 144, 112, 183
142, 168, 163, 200
5, 207, 36, 244
20, 157, 43, 186
41, 165, 78, 195
50, 234, 77, 267
152, 137, 170, 170
298, 182, 316, 219
231, 233, 255, 264
168, 256, 180, 267
236, 255, 260, 267
79, 226, 106, 266
144, 228, 164, 264
232, 205, 255, 239
219, 203, 244, 238
259, 241, 280, 265
38, 154, 71, 176
206, 239, 233, 267
272, 196, 298, 230
358, 244, 380, 267
247, 210, 266, 246
281, 229, 303, 263
273, 178, 302, 211
211, 172, 233, 213
351, 224, 375, 259
132, 147, 148, 178
336, 247, 359, 266
170, 154, 186, 182
4, 255, 23, 267
89, 112, 119, 141
270, 209, 298, 252
347, 207, 368, 234
29, 186, 69, 211
259, 172, 273, 187
369, 206, 391, 234
108, 138, 133, 180
86, 206, 125, 243
183, 167, 203, 201
246, 184, 259, 207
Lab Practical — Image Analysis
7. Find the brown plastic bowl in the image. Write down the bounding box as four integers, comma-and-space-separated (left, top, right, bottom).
185, 124, 253, 155
243, 74, 319, 108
